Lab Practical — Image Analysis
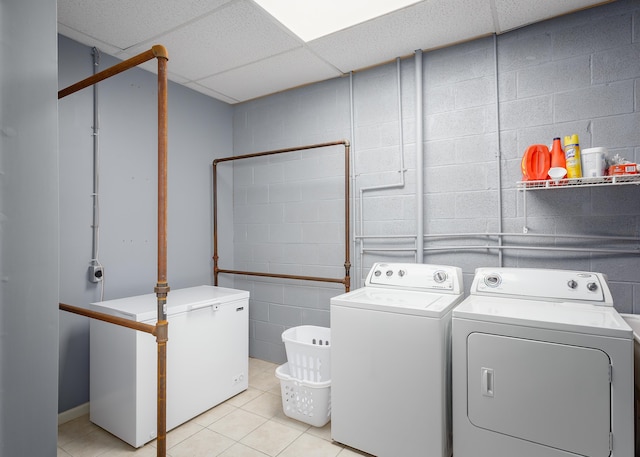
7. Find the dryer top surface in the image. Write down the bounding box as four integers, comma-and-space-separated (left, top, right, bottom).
453, 295, 632, 339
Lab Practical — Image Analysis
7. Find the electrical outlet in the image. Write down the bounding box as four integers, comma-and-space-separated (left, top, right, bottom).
89, 265, 103, 283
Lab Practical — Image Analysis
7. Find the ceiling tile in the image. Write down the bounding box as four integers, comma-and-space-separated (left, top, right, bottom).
57, 0, 233, 50
196, 47, 343, 102
183, 82, 240, 104
308, 0, 495, 73
120, 0, 303, 81
57, 23, 123, 57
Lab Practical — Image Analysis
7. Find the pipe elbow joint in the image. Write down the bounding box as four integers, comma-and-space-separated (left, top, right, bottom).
152, 44, 169, 61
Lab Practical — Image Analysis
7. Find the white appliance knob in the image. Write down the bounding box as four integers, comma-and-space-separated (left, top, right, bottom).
587, 282, 598, 292
567, 280, 578, 289
433, 270, 447, 283
374, 270, 382, 277
386, 270, 393, 277
398, 270, 406, 277
484, 274, 501, 287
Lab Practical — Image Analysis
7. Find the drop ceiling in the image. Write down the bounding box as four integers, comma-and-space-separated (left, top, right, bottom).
57, 0, 612, 104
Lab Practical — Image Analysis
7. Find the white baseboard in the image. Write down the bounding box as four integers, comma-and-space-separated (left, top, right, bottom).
58, 402, 89, 425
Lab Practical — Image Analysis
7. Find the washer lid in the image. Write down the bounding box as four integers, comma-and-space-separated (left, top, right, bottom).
90, 285, 250, 322
331, 287, 463, 317
453, 295, 632, 339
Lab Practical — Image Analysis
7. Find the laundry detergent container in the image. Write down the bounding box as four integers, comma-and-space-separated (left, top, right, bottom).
621, 313, 640, 456
276, 326, 331, 426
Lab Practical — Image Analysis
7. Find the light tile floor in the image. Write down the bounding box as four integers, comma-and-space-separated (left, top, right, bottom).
58, 358, 373, 457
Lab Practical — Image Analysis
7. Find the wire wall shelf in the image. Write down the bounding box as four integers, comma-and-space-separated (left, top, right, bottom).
517, 174, 640, 190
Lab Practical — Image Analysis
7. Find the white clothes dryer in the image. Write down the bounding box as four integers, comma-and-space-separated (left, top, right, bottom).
330, 262, 464, 457
452, 268, 634, 457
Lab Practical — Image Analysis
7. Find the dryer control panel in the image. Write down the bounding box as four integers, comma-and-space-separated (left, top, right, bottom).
365, 262, 463, 294
471, 267, 613, 306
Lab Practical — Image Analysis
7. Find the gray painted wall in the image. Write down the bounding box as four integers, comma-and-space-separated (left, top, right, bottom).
233, 0, 640, 364
1, 0, 59, 454
58, 35, 235, 412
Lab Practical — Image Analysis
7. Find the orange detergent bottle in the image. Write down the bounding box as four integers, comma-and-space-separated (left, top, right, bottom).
550, 137, 566, 169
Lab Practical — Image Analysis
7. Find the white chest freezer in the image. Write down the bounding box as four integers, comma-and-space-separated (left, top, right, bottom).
89, 285, 249, 447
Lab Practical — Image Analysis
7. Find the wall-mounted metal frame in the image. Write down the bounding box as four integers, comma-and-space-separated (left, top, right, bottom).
58, 45, 171, 457
213, 140, 351, 292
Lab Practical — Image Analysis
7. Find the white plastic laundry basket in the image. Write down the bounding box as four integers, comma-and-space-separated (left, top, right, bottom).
282, 325, 331, 382
276, 363, 331, 427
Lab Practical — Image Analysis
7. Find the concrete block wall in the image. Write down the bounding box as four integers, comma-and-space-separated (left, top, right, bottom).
233, 0, 640, 363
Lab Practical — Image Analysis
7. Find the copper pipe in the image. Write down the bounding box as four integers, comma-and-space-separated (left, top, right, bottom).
344, 141, 351, 292
58, 45, 168, 99
213, 161, 219, 286
217, 269, 348, 286
58, 45, 170, 457
154, 50, 170, 457
212, 140, 349, 165
212, 140, 351, 292
154, 320, 168, 457
59, 303, 156, 335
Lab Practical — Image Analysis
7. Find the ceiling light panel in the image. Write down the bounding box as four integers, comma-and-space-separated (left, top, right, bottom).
253, 0, 422, 42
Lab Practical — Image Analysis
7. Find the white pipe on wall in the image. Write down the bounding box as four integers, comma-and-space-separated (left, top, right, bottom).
349, 71, 359, 287
493, 34, 504, 266
415, 49, 424, 263
355, 58, 409, 286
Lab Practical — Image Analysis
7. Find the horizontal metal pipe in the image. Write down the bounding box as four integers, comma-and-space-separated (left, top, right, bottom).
59, 302, 156, 335
356, 232, 640, 242
362, 245, 640, 255
217, 269, 348, 285
213, 140, 349, 165
58, 45, 168, 99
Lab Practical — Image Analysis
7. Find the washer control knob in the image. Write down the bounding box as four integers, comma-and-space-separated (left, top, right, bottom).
386, 270, 393, 277
398, 270, 406, 277
374, 270, 382, 277
567, 280, 578, 289
587, 282, 598, 292
484, 274, 501, 287
433, 270, 448, 283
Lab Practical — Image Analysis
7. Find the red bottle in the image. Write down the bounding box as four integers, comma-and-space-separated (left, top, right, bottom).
550, 137, 566, 175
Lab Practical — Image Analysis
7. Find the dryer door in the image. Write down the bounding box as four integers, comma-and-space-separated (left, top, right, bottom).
467, 332, 611, 457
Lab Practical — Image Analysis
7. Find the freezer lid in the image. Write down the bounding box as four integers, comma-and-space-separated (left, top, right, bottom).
89, 285, 249, 322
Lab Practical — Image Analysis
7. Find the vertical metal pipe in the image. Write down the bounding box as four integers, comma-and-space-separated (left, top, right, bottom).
91, 48, 100, 265
493, 34, 504, 266
344, 141, 351, 292
154, 46, 170, 457
415, 50, 424, 263
212, 161, 219, 286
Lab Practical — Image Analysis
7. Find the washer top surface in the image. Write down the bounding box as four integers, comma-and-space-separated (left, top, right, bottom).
453, 268, 632, 339
331, 262, 464, 317
90, 285, 249, 322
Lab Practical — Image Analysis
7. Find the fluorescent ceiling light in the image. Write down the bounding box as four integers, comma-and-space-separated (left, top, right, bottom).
254, 0, 422, 42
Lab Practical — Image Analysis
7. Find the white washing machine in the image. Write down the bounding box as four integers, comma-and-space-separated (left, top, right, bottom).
452, 268, 634, 457
330, 262, 464, 457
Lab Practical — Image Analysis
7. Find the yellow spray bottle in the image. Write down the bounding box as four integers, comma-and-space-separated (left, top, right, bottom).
563, 134, 582, 178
